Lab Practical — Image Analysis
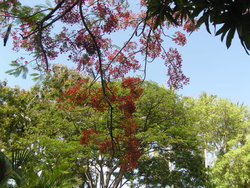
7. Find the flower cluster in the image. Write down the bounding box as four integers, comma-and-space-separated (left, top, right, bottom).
62, 77, 143, 170
103, 14, 118, 34
58, 79, 89, 108
120, 136, 141, 170
173, 31, 187, 46
165, 48, 190, 89
183, 19, 198, 33
80, 128, 98, 145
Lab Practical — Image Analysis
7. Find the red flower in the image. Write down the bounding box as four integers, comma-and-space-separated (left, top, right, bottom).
80, 128, 97, 145
173, 31, 186, 46
120, 136, 142, 170
99, 139, 113, 153
121, 77, 141, 89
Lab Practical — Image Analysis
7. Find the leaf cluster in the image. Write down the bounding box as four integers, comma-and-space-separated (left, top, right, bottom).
146, 0, 250, 53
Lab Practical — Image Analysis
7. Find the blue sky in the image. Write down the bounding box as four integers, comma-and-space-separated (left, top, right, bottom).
180, 26, 250, 106
146, 25, 250, 106
1, 1, 250, 106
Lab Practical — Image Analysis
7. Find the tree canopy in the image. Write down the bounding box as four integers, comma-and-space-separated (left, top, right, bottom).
1, 68, 250, 187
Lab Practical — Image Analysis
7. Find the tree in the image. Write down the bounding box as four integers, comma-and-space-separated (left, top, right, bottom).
0, 1, 193, 164
211, 134, 250, 187
56, 76, 208, 187
0, 2, 195, 185
2, 69, 250, 187
185, 93, 250, 187
187, 93, 249, 154
132, 82, 207, 187
146, 0, 250, 54
0, 75, 83, 187
0, 69, 208, 187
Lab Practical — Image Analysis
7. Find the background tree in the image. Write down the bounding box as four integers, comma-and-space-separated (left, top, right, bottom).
0, 72, 84, 187
132, 82, 207, 187
211, 133, 250, 187
185, 93, 250, 187
187, 93, 249, 154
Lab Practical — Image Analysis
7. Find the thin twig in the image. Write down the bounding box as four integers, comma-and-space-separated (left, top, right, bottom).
107, 19, 145, 69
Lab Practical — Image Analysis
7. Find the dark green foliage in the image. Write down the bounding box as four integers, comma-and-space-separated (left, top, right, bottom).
0, 149, 32, 187
146, 0, 250, 54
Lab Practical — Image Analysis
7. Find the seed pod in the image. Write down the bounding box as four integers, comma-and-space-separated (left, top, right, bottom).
4, 24, 12, 46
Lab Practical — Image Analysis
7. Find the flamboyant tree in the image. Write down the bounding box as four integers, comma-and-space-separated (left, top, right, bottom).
0, 0, 194, 182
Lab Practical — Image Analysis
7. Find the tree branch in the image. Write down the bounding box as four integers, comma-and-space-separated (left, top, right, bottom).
79, 0, 115, 152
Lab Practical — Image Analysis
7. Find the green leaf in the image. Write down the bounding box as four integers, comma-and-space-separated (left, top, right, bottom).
20, 66, 28, 79
237, 25, 243, 37
30, 73, 39, 77
12, 149, 32, 169
213, 12, 229, 25
32, 76, 41, 81
220, 29, 228, 42
226, 28, 236, 48
204, 15, 211, 34
215, 23, 230, 38
9, 61, 20, 67
5, 68, 21, 77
